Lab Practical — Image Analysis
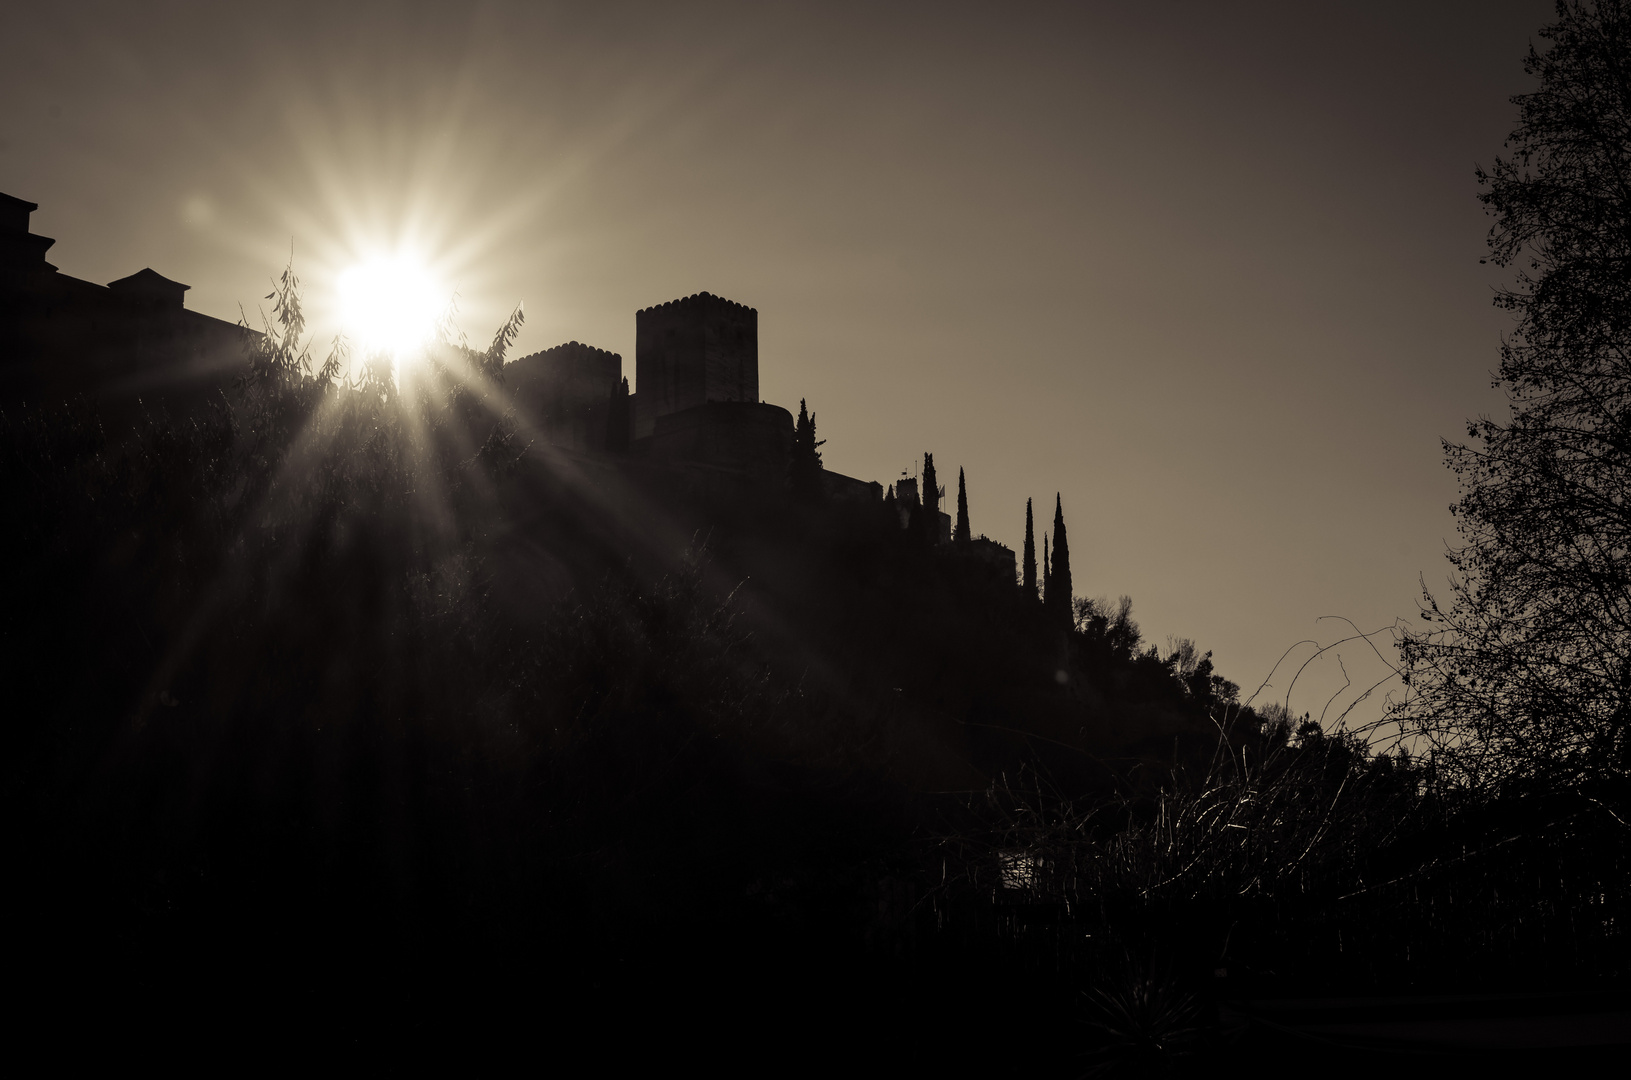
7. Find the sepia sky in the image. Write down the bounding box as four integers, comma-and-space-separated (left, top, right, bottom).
1, 0, 1556, 731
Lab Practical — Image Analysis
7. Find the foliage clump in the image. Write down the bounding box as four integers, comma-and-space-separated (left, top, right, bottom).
1398, 0, 1631, 809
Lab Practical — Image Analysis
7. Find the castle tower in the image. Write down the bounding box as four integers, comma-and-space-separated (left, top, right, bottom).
633, 292, 757, 439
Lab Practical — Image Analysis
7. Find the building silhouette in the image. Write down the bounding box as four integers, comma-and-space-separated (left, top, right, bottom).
2, 189, 1014, 572
0, 193, 254, 424
511, 289, 887, 501
632, 291, 758, 439
505, 340, 622, 453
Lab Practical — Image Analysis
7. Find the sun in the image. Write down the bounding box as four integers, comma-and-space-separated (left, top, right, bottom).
336, 255, 444, 358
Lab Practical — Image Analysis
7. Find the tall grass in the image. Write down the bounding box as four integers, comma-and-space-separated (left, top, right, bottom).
924, 704, 1628, 1011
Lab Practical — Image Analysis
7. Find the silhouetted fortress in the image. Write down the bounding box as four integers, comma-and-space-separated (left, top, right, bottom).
0, 191, 1015, 577
510, 290, 879, 496
514, 289, 1013, 576
0, 193, 253, 422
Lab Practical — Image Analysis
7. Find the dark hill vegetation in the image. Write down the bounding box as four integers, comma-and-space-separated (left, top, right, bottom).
4, 276, 1626, 1074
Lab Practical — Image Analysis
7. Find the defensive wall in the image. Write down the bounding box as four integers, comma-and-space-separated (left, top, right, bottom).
649, 400, 793, 482
506, 340, 622, 453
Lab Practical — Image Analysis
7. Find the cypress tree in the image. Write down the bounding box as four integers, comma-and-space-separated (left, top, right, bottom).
789, 398, 825, 498
1042, 534, 1051, 607
954, 467, 971, 544
921, 453, 940, 544
1022, 498, 1037, 597
1051, 493, 1073, 628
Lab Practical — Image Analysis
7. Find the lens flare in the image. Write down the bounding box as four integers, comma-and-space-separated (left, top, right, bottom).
337, 255, 443, 357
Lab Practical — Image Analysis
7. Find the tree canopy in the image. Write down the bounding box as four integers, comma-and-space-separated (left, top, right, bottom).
1398, 0, 1631, 800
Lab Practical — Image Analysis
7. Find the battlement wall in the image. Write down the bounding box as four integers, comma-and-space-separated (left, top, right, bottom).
508, 340, 620, 388
506, 341, 622, 452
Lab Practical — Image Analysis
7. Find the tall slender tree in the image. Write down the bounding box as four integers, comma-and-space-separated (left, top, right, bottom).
789, 398, 826, 498
1050, 493, 1073, 628
1042, 534, 1051, 607
921, 452, 940, 544
1022, 498, 1037, 596
954, 467, 971, 544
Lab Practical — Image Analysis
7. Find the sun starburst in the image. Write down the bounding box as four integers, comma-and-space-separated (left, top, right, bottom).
336, 254, 445, 360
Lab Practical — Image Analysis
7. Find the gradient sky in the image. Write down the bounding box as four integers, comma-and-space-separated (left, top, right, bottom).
1, 0, 1557, 733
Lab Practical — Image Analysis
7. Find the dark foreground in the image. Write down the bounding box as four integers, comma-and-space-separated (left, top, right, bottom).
5, 372, 1628, 1074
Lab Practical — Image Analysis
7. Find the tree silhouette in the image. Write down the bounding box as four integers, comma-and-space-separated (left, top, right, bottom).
789, 398, 826, 498
1397, 0, 1631, 800
1042, 533, 1051, 608
1022, 498, 1037, 598
921, 452, 940, 544
1050, 494, 1072, 628
954, 467, 971, 544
